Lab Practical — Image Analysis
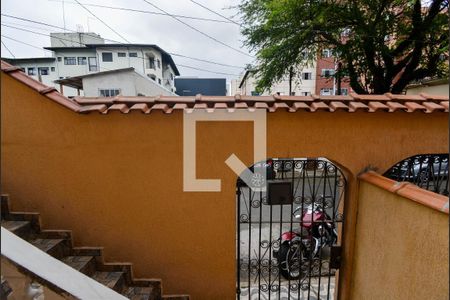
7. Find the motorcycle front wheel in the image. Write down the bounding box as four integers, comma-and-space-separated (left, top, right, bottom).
278, 242, 306, 280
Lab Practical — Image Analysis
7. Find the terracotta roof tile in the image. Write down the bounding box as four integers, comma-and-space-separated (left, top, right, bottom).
359, 171, 449, 214
2, 60, 448, 115
268, 102, 289, 112
386, 101, 408, 112
422, 101, 446, 113
439, 101, 449, 112
350, 93, 391, 101
420, 92, 449, 101
404, 102, 427, 112
106, 103, 129, 114
290, 102, 310, 112
129, 103, 150, 113
148, 103, 171, 114
385, 92, 426, 101
310, 102, 330, 112
79, 104, 108, 114
329, 101, 349, 111
348, 101, 370, 112
367, 101, 390, 112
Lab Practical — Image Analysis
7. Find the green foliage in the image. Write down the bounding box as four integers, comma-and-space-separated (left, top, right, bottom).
239, 0, 449, 94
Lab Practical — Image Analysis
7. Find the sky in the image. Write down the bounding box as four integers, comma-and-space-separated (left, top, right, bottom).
1, 0, 254, 81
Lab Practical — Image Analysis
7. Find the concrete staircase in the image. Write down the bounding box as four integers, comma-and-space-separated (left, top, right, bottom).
1, 194, 189, 300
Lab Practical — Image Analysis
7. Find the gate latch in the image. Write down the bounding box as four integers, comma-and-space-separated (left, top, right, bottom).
330, 246, 342, 269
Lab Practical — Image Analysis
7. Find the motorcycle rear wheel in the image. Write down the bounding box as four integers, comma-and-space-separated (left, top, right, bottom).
278, 242, 306, 280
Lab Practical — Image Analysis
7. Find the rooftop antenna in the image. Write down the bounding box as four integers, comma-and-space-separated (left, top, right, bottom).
62, 0, 66, 32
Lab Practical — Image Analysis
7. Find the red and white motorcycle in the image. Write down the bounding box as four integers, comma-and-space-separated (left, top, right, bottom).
274, 199, 338, 280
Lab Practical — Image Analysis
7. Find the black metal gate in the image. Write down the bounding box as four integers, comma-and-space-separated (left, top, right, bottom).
383, 154, 449, 196
236, 158, 346, 299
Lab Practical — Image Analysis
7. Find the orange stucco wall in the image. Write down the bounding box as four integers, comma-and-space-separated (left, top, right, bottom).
1, 73, 448, 299
352, 181, 449, 299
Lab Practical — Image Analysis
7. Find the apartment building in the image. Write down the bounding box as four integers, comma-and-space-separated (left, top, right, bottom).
235, 64, 317, 96
232, 49, 353, 96
2, 32, 179, 97
315, 48, 352, 96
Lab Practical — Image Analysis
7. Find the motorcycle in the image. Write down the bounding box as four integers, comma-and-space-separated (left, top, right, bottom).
274, 199, 338, 280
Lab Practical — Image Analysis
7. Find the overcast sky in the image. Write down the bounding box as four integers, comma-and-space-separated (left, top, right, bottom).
1, 0, 254, 81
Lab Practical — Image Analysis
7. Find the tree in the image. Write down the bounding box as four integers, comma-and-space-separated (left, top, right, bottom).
239, 0, 449, 94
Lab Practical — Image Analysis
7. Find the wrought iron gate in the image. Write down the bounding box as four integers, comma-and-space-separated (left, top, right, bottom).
236, 158, 346, 299
383, 154, 449, 196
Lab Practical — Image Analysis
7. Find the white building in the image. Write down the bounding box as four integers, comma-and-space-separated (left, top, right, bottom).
232, 65, 317, 96
2, 32, 180, 97
55, 67, 175, 97
2, 57, 57, 88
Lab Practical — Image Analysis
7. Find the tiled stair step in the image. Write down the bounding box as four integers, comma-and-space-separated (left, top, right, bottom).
124, 286, 154, 300
1, 220, 31, 237
92, 271, 126, 293
1, 212, 41, 232
29, 238, 68, 258
61, 256, 96, 276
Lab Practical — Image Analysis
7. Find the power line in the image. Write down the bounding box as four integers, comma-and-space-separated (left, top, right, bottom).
176, 64, 239, 76
157, 53, 242, 69
1, 14, 246, 69
73, 0, 130, 43
1, 24, 241, 76
48, 0, 234, 24
141, 0, 254, 58
189, 0, 240, 25
1, 40, 15, 57
1, 34, 54, 53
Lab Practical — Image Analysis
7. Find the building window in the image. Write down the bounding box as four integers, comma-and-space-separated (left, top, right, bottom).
129, 52, 137, 57
340, 88, 348, 95
38, 67, 49, 75
321, 69, 335, 77
51, 67, 55, 72
158, 78, 161, 85
78, 57, 87, 65
64, 57, 77, 65
157, 59, 161, 68
99, 89, 120, 97
320, 88, 333, 96
147, 57, 155, 69
102, 52, 113, 62
88, 57, 98, 71
27, 67, 36, 75
322, 49, 332, 58
118, 52, 126, 57
170, 73, 174, 80
20, 67, 25, 72
302, 72, 312, 80
57, 57, 62, 62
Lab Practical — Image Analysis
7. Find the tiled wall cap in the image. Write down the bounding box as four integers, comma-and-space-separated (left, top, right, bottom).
420, 92, 449, 101
129, 103, 150, 113
78, 104, 108, 114
359, 170, 449, 214
2, 66, 23, 73
2, 60, 449, 115
385, 92, 426, 101
350, 93, 391, 101
39, 87, 58, 95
